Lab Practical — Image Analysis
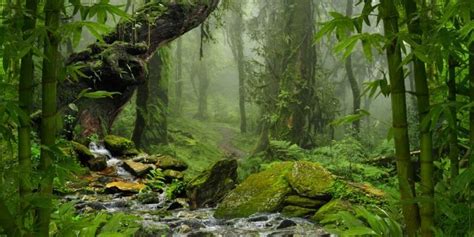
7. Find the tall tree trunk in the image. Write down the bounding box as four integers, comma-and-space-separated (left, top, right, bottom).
448, 57, 459, 178
132, 50, 169, 150
288, 0, 317, 147
38, 0, 62, 235
195, 59, 209, 120
345, 0, 360, 134
404, 1, 434, 236
175, 38, 184, 115
380, 0, 420, 235
228, 1, 247, 133
18, 0, 37, 232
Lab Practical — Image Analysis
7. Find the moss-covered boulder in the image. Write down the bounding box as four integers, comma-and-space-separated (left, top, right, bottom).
311, 199, 352, 222
214, 162, 293, 219
71, 141, 94, 163
287, 161, 334, 198
281, 205, 317, 217
105, 181, 146, 194
187, 159, 238, 209
284, 195, 326, 208
163, 169, 184, 181
154, 155, 188, 171
104, 135, 137, 157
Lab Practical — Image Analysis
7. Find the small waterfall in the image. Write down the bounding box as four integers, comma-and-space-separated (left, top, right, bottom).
88, 142, 134, 180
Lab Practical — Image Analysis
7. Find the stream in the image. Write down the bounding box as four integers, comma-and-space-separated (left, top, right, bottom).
66, 143, 332, 236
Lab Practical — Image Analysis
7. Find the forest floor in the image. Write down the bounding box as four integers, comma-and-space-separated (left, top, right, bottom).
217, 126, 248, 159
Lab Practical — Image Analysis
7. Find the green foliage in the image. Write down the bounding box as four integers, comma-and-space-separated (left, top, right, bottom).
144, 169, 166, 191
322, 206, 403, 237
165, 179, 185, 199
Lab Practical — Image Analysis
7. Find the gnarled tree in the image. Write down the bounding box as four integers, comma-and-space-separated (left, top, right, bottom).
59, 0, 220, 137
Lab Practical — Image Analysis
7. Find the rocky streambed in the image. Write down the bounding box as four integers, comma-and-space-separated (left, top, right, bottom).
62, 135, 384, 236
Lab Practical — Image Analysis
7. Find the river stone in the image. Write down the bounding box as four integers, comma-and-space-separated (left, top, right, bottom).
154, 155, 188, 171
187, 159, 238, 209
284, 195, 326, 208
287, 161, 334, 198
71, 141, 94, 163
88, 155, 107, 171
163, 169, 184, 181
214, 162, 293, 219
311, 199, 352, 222
281, 205, 316, 217
276, 219, 297, 229
105, 181, 146, 194
122, 160, 153, 177
104, 135, 137, 157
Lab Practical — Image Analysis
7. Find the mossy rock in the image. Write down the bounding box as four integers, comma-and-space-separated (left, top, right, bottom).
71, 141, 94, 164
104, 135, 135, 157
122, 160, 153, 177
214, 162, 293, 219
187, 159, 238, 209
284, 195, 326, 208
311, 199, 352, 222
287, 161, 334, 198
154, 155, 188, 171
105, 181, 146, 194
163, 169, 184, 181
281, 205, 317, 217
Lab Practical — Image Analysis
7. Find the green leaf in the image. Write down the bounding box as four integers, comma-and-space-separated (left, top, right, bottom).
343, 226, 378, 236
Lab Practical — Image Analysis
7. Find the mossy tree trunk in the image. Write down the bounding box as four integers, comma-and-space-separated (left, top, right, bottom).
404, 1, 434, 235
132, 50, 169, 150
18, 0, 37, 233
59, 0, 220, 137
380, 0, 420, 235
38, 0, 62, 235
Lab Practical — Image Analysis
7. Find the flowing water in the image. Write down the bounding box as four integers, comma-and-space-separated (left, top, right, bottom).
68, 143, 332, 237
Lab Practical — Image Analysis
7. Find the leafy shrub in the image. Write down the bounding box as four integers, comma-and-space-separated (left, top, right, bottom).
165, 179, 186, 199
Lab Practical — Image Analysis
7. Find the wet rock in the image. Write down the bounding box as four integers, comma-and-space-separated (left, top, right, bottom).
287, 161, 334, 198
276, 219, 297, 229
71, 141, 95, 163
163, 169, 184, 181
105, 181, 145, 194
248, 215, 269, 222
137, 192, 162, 204
178, 224, 192, 234
188, 232, 215, 237
214, 162, 292, 219
311, 199, 352, 222
187, 159, 238, 209
104, 135, 137, 157
154, 155, 188, 171
122, 160, 153, 177
167, 198, 189, 210
281, 205, 316, 217
133, 154, 159, 164
284, 195, 326, 208
135, 223, 170, 237
88, 155, 107, 171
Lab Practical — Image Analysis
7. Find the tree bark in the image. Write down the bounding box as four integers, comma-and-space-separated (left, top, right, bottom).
59, 0, 220, 137
18, 0, 37, 232
345, 0, 361, 134
404, 1, 434, 236
380, 0, 420, 235
38, 0, 62, 235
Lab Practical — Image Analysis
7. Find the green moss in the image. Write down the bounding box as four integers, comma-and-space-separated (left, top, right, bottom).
311, 199, 352, 222
287, 161, 334, 198
104, 135, 135, 156
281, 205, 317, 217
284, 195, 326, 208
214, 162, 293, 219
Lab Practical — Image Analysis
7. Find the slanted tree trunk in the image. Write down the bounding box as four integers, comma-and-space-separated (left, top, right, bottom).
381, 0, 420, 235
38, 0, 62, 235
345, 0, 360, 134
18, 0, 37, 232
59, 0, 220, 137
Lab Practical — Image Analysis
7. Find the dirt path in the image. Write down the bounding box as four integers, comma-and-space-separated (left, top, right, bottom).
217, 126, 247, 159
